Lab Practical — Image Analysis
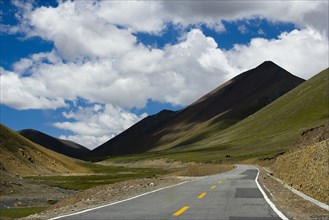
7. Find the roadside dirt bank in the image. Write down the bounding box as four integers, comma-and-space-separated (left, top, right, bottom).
271, 124, 329, 205
272, 140, 329, 204
258, 124, 329, 219
258, 167, 329, 220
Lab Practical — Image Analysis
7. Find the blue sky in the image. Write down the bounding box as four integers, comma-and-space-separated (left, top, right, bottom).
1, 1, 328, 149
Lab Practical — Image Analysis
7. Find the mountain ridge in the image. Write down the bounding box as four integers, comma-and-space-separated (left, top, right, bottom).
88, 61, 305, 159
19, 129, 90, 159
0, 124, 89, 176
166, 67, 328, 162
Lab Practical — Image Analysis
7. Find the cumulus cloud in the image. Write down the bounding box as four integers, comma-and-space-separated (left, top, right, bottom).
2, 27, 327, 111
0, 67, 67, 110
1, 29, 238, 110
54, 104, 147, 149
95, 1, 166, 33
1, 1, 328, 147
226, 28, 329, 79
29, 2, 136, 61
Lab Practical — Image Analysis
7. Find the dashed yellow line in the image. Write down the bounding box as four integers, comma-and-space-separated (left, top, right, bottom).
218, 180, 222, 184
211, 185, 216, 189
198, 192, 207, 199
173, 206, 189, 216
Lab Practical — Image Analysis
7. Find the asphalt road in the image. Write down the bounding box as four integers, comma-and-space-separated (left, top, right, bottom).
53, 164, 286, 220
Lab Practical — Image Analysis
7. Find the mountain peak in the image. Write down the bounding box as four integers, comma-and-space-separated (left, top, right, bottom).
88, 62, 305, 159
230, 60, 304, 85
261, 60, 277, 66
254, 60, 283, 71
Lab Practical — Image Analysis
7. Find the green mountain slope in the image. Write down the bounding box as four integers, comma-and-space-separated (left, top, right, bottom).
89, 61, 304, 159
160, 68, 329, 162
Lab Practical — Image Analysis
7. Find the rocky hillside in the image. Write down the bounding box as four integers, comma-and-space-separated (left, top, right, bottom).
272, 124, 329, 204
0, 124, 89, 176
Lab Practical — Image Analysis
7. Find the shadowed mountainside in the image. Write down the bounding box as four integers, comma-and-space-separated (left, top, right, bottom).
0, 124, 89, 176
88, 61, 305, 159
160, 67, 328, 162
19, 129, 90, 159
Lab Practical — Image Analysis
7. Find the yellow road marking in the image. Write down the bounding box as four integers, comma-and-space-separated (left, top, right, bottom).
173, 206, 189, 216
218, 180, 222, 184
211, 185, 216, 189
198, 192, 207, 199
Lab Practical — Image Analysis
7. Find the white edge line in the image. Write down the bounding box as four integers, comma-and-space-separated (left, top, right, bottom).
48, 177, 203, 220
255, 168, 289, 220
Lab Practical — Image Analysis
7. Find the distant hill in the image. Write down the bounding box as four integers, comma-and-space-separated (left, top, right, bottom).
88, 61, 304, 159
19, 129, 90, 159
0, 124, 89, 176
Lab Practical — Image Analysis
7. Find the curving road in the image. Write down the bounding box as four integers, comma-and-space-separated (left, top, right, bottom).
52, 165, 287, 220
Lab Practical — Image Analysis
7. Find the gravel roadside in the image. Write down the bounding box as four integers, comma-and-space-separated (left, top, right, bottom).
22, 176, 189, 220
16, 162, 233, 219
21, 163, 329, 220
258, 167, 329, 220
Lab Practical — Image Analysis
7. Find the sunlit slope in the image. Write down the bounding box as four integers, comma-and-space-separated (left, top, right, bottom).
89, 61, 304, 159
0, 124, 89, 176
163, 68, 329, 162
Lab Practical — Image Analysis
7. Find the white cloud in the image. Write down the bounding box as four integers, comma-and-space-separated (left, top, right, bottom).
1, 29, 237, 110
29, 2, 136, 61
59, 134, 113, 151
1, 1, 328, 147
226, 28, 329, 79
1, 28, 328, 110
0, 67, 67, 110
95, 1, 166, 33
54, 104, 147, 149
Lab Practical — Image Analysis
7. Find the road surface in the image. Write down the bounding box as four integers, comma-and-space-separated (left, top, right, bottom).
52, 164, 286, 220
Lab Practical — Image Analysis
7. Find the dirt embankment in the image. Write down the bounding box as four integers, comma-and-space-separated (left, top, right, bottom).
272, 124, 329, 204
258, 168, 329, 219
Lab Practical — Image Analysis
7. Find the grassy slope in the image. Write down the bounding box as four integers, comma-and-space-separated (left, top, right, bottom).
0, 207, 48, 220
90, 61, 304, 159
0, 124, 89, 175
26, 162, 167, 190
108, 68, 328, 163
174, 68, 329, 161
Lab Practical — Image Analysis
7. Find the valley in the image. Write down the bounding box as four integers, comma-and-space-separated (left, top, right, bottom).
1, 62, 328, 219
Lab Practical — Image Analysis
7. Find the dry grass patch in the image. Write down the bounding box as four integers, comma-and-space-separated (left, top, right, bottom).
170, 164, 235, 177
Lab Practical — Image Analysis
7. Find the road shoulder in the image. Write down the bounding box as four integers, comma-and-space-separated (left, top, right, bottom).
258, 166, 329, 220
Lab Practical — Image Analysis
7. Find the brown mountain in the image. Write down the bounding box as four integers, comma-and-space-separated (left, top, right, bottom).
19, 129, 90, 159
88, 61, 305, 159
0, 124, 89, 176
